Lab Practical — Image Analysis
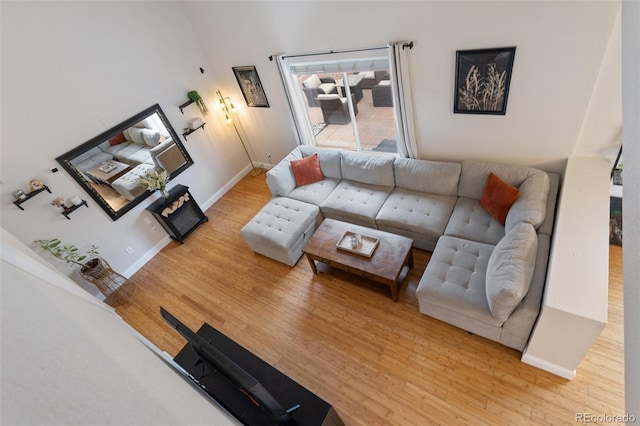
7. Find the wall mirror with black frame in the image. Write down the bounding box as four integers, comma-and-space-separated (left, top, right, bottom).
56, 104, 194, 221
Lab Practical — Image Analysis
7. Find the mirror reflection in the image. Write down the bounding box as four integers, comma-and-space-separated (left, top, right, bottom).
57, 104, 193, 221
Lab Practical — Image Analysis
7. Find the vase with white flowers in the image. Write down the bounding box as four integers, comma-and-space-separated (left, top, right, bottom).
138, 169, 169, 199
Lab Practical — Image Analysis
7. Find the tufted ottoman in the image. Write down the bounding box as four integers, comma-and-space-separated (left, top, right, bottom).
241, 197, 321, 266
112, 164, 155, 201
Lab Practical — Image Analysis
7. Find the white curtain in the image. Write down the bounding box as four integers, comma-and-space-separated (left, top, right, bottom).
275, 54, 317, 146
389, 42, 418, 158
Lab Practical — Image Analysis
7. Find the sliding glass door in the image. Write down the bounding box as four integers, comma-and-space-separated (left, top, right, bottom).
278, 50, 399, 154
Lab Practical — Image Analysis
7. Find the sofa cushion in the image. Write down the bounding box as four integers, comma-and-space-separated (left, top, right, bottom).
299, 146, 342, 179
318, 83, 337, 95
303, 74, 322, 88
287, 178, 341, 207
393, 157, 461, 196
113, 142, 151, 166
485, 222, 538, 323
316, 93, 340, 100
458, 160, 542, 200
141, 129, 163, 146
265, 148, 303, 197
376, 188, 457, 243
321, 180, 393, 227
480, 172, 520, 224
445, 197, 505, 245
291, 153, 324, 187
505, 172, 550, 232
416, 236, 500, 327
341, 151, 395, 186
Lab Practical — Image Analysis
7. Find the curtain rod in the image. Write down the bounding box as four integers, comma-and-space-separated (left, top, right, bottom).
268, 41, 413, 61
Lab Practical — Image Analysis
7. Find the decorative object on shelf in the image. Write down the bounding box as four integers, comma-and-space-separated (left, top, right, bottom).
33, 238, 136, 306
232, 65, 269, 107
454, 46, 516, 115
187, 90, 209, 115
70, 195, 84, 206
181, 117, 206, 140
216, 89, 262, 176
137, 169, 169, 199
13, 184, 52, 210
51, 196, 88, 219
30, 179, 45, 191
51, 197, 66, 208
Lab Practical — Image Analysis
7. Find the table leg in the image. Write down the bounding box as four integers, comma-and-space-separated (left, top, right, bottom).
306, 254, 318, 274
390, 280, 399, 302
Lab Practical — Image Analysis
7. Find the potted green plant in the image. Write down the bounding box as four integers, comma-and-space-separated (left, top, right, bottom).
34, 238, 100, 269
33, 239, 135, 306
188, 90, 209, 115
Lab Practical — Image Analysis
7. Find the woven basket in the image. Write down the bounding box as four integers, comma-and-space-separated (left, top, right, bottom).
80, 257, 136, 307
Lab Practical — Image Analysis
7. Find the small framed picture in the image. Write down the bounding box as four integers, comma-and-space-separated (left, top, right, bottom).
232, 66, 269, 108
454, 47, 516, 115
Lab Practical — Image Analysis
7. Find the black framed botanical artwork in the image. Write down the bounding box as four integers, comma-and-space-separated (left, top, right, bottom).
232, 66, 270, 108
454, 47, 516, 115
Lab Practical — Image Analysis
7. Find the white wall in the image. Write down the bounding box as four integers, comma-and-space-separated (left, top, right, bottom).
1, 228, 236, 425
0, 1, 250, 284
523, 157, 610, 379
182, 1, 621, 170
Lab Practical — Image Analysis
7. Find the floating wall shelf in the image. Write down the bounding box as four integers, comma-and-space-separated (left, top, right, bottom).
179, 100, 195, 114
182, 123, 206, 140
61, 199, 88, 220
14, 185, 51, 210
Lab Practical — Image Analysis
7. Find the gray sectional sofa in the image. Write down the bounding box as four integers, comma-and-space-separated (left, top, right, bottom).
262, 146, 559, 351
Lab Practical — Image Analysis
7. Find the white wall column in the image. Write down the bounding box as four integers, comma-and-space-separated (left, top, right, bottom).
522, 157, 610, 379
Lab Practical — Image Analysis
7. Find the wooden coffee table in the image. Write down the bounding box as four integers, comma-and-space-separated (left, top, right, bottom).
303, 218, 413, 302
86, 160, 131, 186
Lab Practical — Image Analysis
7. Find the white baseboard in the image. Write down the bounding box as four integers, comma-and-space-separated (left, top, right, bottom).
121, 235, 171, 278
521, 353, 577, 380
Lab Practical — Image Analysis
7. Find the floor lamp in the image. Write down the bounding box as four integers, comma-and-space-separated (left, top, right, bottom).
216, 90, 262, 176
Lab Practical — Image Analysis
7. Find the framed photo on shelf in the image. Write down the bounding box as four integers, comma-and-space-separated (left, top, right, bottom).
454, 46, 516, 115
232, 66, 269, 108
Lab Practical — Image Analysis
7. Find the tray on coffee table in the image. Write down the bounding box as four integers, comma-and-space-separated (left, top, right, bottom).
336, 231, 379, 257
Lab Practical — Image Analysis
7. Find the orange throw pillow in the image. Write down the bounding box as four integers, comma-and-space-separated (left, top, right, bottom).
109, 133, 127, 146
290, 153, 324, 186
480, 172, 520, 224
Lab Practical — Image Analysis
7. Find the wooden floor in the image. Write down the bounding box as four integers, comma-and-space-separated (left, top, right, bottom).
118, 174, 625, 425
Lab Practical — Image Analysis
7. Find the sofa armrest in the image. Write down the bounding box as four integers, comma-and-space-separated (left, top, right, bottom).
499, 234, 550, 351
265, 148, 303, 197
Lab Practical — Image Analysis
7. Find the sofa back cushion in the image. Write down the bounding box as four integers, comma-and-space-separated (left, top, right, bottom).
394, 157, 461, 196
485, 222, 538, 324
299, 146, 342, 179
459, 160, 540, 200
265, 148, 303, 197
505, 172, 550, 232
341, 151, 395, 186
460, 160, 550, 230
